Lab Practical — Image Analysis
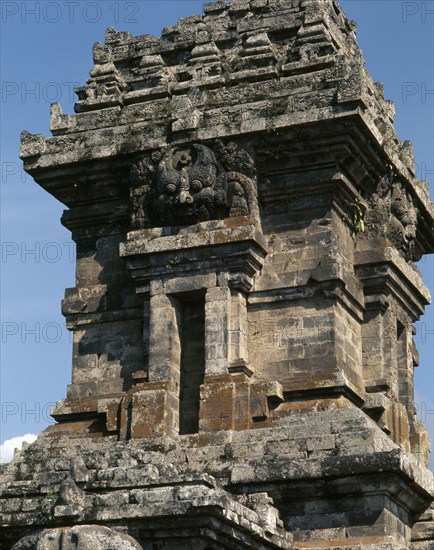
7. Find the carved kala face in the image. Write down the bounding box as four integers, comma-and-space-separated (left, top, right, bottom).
154, 145, 226, 226
363, 176, 420, 262
391, 185, 407, 220
391, 184, 417, 246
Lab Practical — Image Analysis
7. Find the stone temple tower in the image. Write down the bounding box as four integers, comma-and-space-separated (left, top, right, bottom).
2, 1, 434, 548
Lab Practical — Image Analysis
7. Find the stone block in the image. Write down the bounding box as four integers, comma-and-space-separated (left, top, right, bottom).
130, 388, 168, 438
200, 380, 235, 432
5, 0, 434, 548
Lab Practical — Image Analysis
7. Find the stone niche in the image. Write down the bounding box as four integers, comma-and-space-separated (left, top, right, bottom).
2, 1, 434, 549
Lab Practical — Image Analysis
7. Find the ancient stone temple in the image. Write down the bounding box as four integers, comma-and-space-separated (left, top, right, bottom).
2, 0, 434, 548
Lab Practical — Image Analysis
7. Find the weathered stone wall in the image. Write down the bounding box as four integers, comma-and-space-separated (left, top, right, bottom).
2, 0, 434, 548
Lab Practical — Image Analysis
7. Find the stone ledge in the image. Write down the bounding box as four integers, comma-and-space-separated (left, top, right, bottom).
121, 217, 266, 256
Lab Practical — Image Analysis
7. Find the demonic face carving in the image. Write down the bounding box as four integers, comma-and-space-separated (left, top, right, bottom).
390, 183, 418, 258
130, 142, 259, 229
362, 174, 419, 262
154, 145, 227, 226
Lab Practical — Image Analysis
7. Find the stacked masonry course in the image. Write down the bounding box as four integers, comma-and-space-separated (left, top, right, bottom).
2, 0, 434, 548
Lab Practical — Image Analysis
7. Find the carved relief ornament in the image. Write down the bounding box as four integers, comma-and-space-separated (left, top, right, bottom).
362, 173, 419, 261
130, 142, 259, 229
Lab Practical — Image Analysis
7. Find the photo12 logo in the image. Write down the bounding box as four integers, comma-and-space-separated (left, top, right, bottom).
417, 322, 434, 345
2, 81, 80, 105
414, 162, 434, 186
1, 2, 140, 24
1, 162, 27, 184
1, 402, 56, 425
402, 82, 434, 104
415, 401, 434, 425
1, 321, 73, 344
402, 2, 434, 23
2, 242, 76, 264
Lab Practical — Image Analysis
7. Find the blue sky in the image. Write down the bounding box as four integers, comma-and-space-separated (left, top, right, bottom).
1, 1, 433, 466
